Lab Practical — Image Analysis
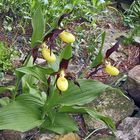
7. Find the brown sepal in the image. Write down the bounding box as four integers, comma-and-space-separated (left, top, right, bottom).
32, 47, 39, 64
43, 28, 64, 43
59, 58, 71, 70
58, 10, 73, 27
32, 44, 42, 64
105, 41, 120, 59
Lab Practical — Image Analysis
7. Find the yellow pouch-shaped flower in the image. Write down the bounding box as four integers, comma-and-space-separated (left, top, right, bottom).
42, 47, 56, 63
59, 31, 75, 43
105, 65, 119, 76
57, 76, 68, 92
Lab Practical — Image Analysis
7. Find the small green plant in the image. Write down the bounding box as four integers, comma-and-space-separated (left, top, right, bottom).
122, 24, 140, 45
0, 41, 18, 73
123, 0, 140, 28
0, 0, 31, 31
0, 0, 110, 32
0, 1, 124, 136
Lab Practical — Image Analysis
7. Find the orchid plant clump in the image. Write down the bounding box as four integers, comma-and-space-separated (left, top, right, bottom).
0, 3, 122, 137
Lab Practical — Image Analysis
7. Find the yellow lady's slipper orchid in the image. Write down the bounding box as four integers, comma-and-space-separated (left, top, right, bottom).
42, 46, 56, 63
56, 76, 68, 92
105, 64, 119, 76
59, 31, 75, 43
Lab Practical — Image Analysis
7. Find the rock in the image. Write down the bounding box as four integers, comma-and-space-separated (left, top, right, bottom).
84, 128, 121, 140
109, 50, 126, 62
58, 133, 81, 140
116, 117, 140, 140
128, 65, 140, 84
123, 65, 140, 107
85, 91, 134, 129
102, 28, 126, 55
105, 74, 127, 86
36, 133, 81, 140
36, 133, 57, 140
2, 130, 25, 140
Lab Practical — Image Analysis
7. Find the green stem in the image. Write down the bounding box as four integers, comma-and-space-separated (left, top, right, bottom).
42, 86, 55, 119
11, 54, 31, 100
11, 78, 21, 100
84, 127, 107, 140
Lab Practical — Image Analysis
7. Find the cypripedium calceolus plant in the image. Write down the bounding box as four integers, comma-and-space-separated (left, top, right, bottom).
104, 61, 119, 76
59, 31, 75, 43
42, 43, 56, 63
0, 9, 118, 137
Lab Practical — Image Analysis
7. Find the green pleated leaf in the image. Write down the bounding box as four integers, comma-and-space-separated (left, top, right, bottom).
59, 106, 85, 113
25, 82, 47, 103
42, 113, 78, 134
0, 97, 10, 106
16, 65, 54, 84
31, 6, 45, 47
91, 51, 103, 67
21, 74, 37, 93
91, 32, 105, 68
85, 108, 115, 130
16, 94, 45, 108
55, 79, 112, 106
0, 85, 15, 94
59, 106, 115, 131
60, 45, 72, 60
0, 94, 44, 132
21, 72, 47, 103
48, 56, 60, 72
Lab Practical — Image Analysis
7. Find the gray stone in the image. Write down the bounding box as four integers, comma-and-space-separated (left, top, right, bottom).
2, 130, 25, 140
123, 65, 140, 106
85, 91, 134, 129
116, 117, 140, 140
58, 133, 81, 140
109, 50, 126, 62
35, 132, 81, 140
102, 28, 126, 55
36, 134, 56, 140
128, 65, 140, 84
